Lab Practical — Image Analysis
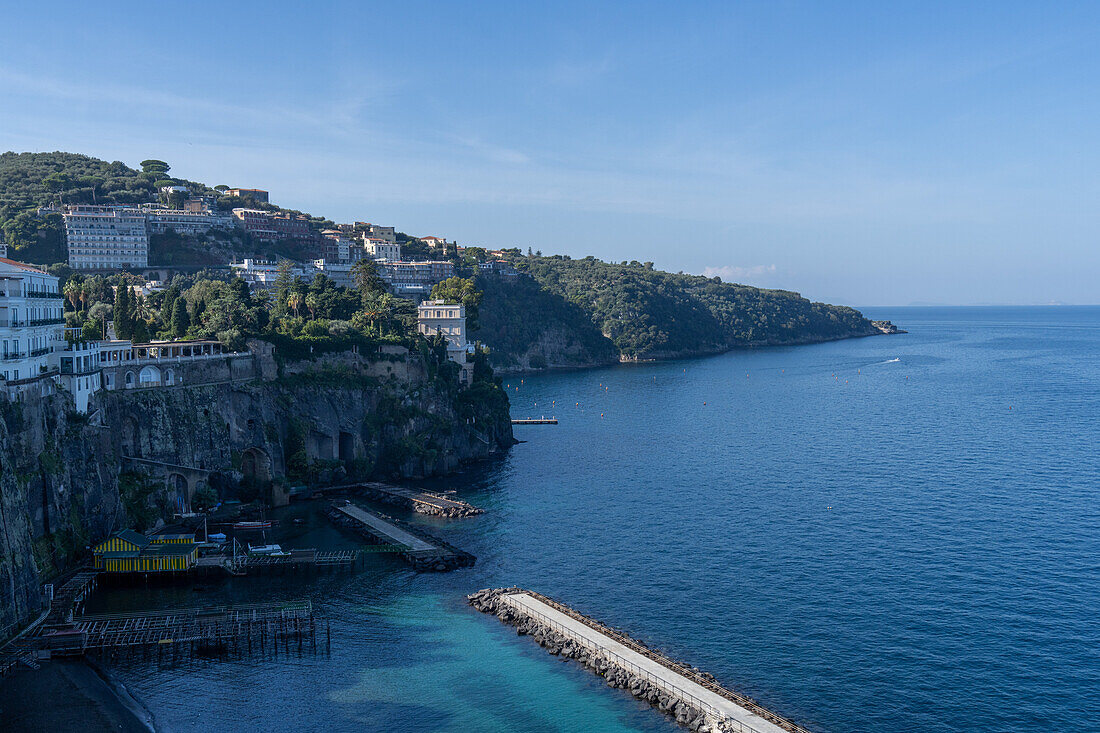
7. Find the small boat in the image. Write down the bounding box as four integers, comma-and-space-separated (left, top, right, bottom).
292, 518, 306, 526
248, 543, 283, 556
208, 532, 227, 542
233, 520, 273, 530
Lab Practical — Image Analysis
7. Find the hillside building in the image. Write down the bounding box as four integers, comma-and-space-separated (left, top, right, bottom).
357, 223, 397, 243
63, 205, 149, 270
227, 188, 269, 203
417, 299, 472, 384
142, 206, 233, 236
363, 236, 401, 262
232, 209, 311, 241
0, 258, 64, 400
379, 260, 455, 297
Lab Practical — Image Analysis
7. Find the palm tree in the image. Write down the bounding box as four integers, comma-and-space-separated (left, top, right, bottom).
287, 292, 303, 318
304, 293, 320, 320
361, 294, 383, 335
63, 281, 81, 311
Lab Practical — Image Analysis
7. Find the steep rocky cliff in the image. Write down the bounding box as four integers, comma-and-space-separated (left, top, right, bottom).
0, 355, 512, 637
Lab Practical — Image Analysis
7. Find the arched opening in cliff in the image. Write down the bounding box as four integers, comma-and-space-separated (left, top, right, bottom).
168, 472, 188, 513
121, 415, 140, 457
338, 431, 355, 462
241, 447, 272, 484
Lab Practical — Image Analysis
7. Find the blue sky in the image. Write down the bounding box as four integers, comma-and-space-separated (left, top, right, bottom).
3, 1, 1099, 305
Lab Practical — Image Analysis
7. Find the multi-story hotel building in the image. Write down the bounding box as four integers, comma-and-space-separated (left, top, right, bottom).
232, 209, 312, 242
143, 207, 233, 236
0, 258, 65, 399
63, 205, 149, 270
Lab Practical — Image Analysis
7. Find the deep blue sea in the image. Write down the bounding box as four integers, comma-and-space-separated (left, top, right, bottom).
97, 306, 1100, 732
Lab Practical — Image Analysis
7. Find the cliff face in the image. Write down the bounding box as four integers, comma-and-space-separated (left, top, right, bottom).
0, 394, 125, 638
477, 275, 620, 373
0, 358, 512, 637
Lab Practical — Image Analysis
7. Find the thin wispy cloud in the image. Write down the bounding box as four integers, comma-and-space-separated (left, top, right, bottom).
702, 265, 777, 283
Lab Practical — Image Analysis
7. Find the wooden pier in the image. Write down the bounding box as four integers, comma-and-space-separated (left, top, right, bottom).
194, 549, 360, 577
511, 418, 558, 425
326, 502, 475, 571
242, 549, 361, 572
46, 570, 99, 623
45, 601, 323, 659
328, 481, 483, 517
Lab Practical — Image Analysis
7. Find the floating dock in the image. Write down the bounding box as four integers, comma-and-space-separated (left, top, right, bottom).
326, 502, 475, 571
328, 481, 484, 517
469, 588, 810, 733
511, 418, 558, 425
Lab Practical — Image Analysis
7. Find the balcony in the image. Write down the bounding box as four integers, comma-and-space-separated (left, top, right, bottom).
0, 291, 63, 300
30, 347, 51, 358
29, 318, 65, 327
0, 352, 27, 361
0, 320, 27, 328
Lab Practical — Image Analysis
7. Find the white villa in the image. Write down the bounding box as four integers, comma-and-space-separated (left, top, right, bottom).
417, 299, 472, 384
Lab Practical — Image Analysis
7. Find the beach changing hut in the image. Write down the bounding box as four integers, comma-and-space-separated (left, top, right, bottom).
93, 529, 198, 573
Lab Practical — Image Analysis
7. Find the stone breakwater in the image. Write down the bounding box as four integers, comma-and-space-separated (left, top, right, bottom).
468, 588, 806, 733
355, 482, 484, 518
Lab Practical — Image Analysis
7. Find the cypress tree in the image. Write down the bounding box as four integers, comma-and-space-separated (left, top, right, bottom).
114, 285, 133, 339
132, 317, 150, 344
170, 298, 190, 338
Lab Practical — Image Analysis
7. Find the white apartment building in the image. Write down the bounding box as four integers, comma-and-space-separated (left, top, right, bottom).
363, 237, 401, 262
417, 299, 472, 384
56, 338, 102, 413
64, 205, 149, 270
0, 258, 64, 399
311, 261, 355, 289
230, 259, 313, 288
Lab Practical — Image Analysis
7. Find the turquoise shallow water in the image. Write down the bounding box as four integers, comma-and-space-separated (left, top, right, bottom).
99, 306, 1100, 732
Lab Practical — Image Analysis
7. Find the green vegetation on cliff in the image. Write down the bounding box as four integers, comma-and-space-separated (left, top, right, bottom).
0, 151, 331, 264
470, 255, 875, 366
476, 273, 619, 370
510, 256, 874, 359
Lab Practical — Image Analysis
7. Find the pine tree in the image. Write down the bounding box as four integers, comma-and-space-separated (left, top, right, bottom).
170, 298, 190, 338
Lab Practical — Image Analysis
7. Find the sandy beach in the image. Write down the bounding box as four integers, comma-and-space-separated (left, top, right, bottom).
0, 659, 153, 732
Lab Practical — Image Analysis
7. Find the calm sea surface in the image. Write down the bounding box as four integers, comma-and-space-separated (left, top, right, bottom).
96, 306, 1100, 732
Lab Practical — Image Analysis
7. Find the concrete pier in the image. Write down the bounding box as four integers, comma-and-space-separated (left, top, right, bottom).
469, 588, 810, 733
327, 502, 475, 571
